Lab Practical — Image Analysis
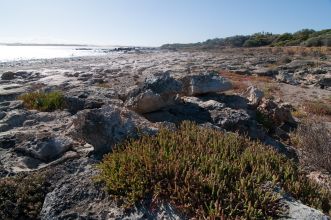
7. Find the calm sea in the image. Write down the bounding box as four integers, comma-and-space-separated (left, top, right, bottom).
0, 45, 113, 62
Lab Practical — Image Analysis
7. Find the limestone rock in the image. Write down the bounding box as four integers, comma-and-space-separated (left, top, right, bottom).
280, 197, 330, 220
242, 85, 264, 106
0, 110, 30, 132
318, 77, 331, 89
40, 159, 183, 220
15, 136, 73, 162
257, 99, 296, 126
276, 71, 299, 85
210, 108, 251, 131
1, 71, 16, 80
70, 105, 157, 153
125, 71, 182, 113
180, 73, 232, 96
252, 67, 278, 76
181, 96, 225, 110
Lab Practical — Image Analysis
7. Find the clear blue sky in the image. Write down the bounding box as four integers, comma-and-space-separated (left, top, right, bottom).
0, 0, 330, 46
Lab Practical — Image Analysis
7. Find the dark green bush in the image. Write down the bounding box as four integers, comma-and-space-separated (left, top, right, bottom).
97, 122, 330, 219
243, 32, 276, 47
19, 91, 65, 112
293, 29, 316, 41
303, 35, 331, 47
161, 28, 331, 49
0, 173, 50, 220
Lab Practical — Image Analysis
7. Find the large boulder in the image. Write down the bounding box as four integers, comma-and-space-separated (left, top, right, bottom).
179, 73, 232, 96
70, 105, 157, 154
125, 71, 182, 113
125, 89, 167, 113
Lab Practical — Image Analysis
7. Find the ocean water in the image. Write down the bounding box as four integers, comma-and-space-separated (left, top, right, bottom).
0, 45, 112, 62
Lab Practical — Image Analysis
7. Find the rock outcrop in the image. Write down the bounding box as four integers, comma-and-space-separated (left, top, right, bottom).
242, 85, 264, 106
179, 73, 233, 96
258, 99, 296, 126
1, 71, 16, 80
0, 48, 329, 220
70, 105, 158, 153
125, 72, 182, 113
40, 158, 182, 220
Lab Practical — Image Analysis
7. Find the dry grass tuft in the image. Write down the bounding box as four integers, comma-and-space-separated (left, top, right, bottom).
19, 91, 65, 112
0, 172, 50, 220
291, 118, 331, 173
303, 100, 331, 116
291, 109, 308, 119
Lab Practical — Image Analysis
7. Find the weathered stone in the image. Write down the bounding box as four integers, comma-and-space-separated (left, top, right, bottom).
125, 89, 167, 113
0, 135, 16, 149
180, 73, 232, 96
252, 67, 277, 76
318, 77, 331, 89
286, 60, 315, 69
125, 72, 182, 113
64, 87, 119, 114
15, 136, 73, 162
210, 108, 251, 131
0, 110, 29, 132
181, 96, 225, 110
40, 159, 183, 220
280, 197, 330, 220
276, 71, 299, 85
70, 105, 157, 153
0, 111, 6, 120
1, 71, 16, 80
258, 99, 296, 126
242, 85, 264, 106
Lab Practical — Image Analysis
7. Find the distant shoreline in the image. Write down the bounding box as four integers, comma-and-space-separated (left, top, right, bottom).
0, 43, 134, 47
0, 43, 95, 47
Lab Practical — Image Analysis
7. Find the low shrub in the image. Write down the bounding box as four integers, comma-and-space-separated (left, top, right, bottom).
291, 109, 308, 119
97, 121, 330, 219
19, 91, 65, 112
262, 84, 280, 100
303, 100, 331, 116
291, 118, 331, 173
0, 173, 50, 220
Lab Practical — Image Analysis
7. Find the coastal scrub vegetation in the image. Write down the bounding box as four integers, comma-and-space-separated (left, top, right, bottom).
303, 100, 331, 116
97, 121, 331, 219
291, 118, 331, 173
0, 172, 50, 220
161, 28, 331, 49
19, 91, 65, 112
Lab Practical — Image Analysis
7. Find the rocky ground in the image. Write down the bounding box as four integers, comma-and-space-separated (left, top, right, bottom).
0, 47, 331, 219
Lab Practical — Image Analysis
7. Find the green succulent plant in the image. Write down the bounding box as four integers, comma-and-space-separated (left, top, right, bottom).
97, 121, 331, 219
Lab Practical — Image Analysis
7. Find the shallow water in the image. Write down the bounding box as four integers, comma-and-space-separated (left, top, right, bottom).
0, 45, 113, 62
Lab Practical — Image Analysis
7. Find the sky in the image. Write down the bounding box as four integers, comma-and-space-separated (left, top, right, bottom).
0, 0, 331, 46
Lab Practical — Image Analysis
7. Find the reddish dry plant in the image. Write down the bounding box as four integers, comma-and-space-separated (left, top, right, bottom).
303, 100, 331, 116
